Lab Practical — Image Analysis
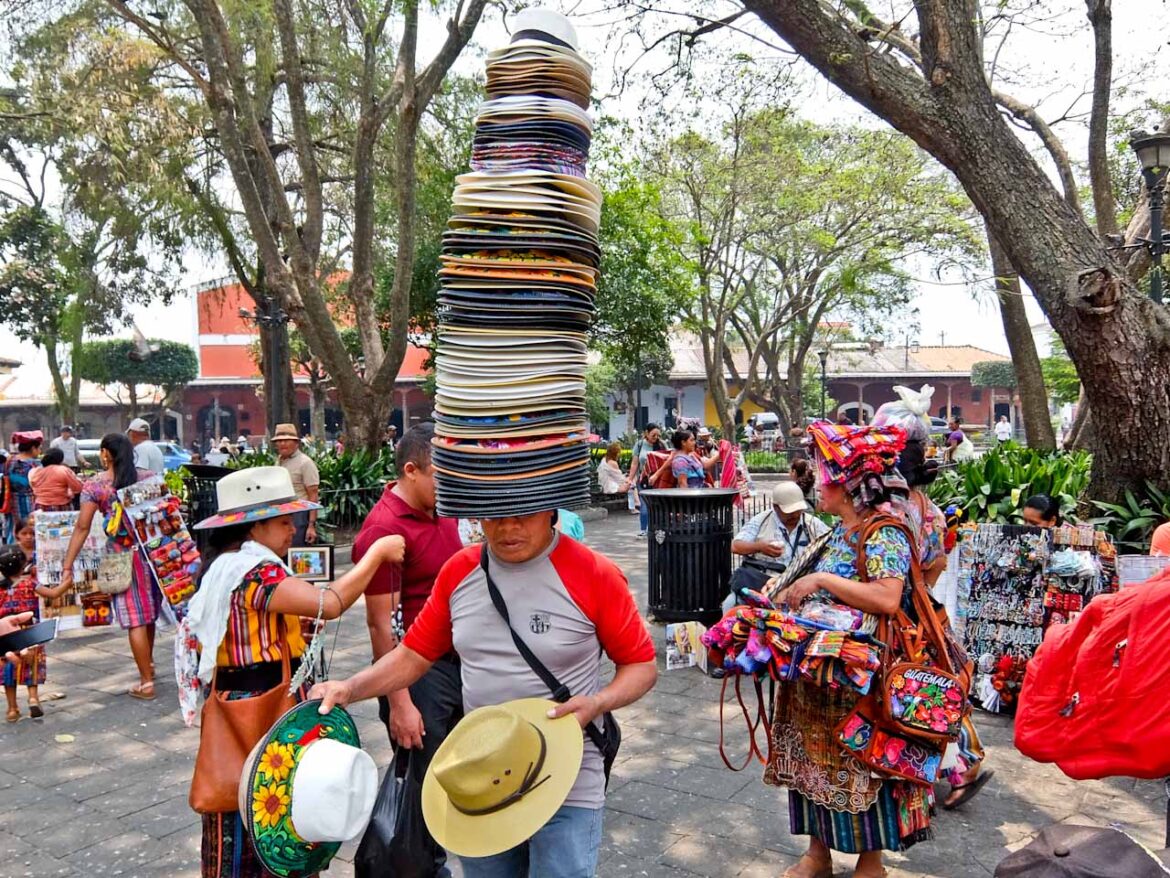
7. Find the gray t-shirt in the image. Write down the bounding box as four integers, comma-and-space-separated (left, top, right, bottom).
403, 533, 655, 808
50, 435, 82, 467
133, 439, 165, 473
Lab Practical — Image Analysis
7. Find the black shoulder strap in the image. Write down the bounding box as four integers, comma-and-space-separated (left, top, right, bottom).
479, 548, 607, 751
480, 547, 571, 701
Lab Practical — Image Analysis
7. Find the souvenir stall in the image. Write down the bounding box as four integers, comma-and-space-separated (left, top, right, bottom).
956, 522, 1115, 713
35, 512, 121, 630
430, 11, 600, 517
116, 475, 200, 609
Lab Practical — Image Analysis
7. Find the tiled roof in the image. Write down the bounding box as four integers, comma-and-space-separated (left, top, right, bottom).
826, 344, 1009, 378
666, 332, 1008, 382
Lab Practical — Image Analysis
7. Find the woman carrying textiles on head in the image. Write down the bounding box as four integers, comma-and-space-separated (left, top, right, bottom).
185, 466, 404, 878
765, 421, 930, 878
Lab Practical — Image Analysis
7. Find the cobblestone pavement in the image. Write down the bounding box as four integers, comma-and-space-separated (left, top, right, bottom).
1, 512, 1165, 878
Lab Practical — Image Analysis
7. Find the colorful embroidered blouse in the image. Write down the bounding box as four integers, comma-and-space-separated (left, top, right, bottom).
813, 522, 912, 585
215, 562, 307, 668
895, 491, 946, 568
0, 564, 39, 620
671, 453, 706, 488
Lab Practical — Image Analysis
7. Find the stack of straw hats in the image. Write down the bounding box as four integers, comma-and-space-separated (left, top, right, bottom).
432, 9, 600, 518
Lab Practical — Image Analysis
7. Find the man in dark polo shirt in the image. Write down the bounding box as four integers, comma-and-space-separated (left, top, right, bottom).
352, 422, 464, 876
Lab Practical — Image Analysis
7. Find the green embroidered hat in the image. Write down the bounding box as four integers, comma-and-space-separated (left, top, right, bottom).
240, 700, 377, 878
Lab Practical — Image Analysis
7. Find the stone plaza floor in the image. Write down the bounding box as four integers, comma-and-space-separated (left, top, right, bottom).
1, 511, 1166, 877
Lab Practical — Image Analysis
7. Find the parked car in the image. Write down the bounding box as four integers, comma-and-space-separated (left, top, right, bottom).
75, 438, 192, 472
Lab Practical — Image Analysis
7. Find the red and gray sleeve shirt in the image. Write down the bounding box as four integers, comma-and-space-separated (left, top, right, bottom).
403, 532, 655, 809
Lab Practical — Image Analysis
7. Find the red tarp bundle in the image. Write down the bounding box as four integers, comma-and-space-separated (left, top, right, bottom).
1015, 567, 1170, 780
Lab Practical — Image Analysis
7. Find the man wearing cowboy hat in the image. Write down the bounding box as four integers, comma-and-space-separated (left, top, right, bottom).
272, 423, 320, 545
313, 509, 657, 876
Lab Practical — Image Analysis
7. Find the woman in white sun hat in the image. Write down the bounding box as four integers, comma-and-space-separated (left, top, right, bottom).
184, 466, 404, 878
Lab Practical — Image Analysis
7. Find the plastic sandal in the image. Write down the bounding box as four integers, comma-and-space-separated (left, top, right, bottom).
943, 769, 995, 810
6, 708, 20, 723
29, 701, 43, 718
128, 682, 156, 701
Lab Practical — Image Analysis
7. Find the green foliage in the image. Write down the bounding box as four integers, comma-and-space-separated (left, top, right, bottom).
591, 144, 687, 383
1040, 336, 1081, 405
1090, 482, 1170, 553
314, 448, 396, 529
743, 451, 790, 473
225, 446, 395, 532
76, 339, 198, 391
585, 359, 617, 430
971, 361, 1017, 389
926, 443, 1092, 524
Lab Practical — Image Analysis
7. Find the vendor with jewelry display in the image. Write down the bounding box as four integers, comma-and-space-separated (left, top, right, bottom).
765, 421, 931, 878
184, 466, 404, 878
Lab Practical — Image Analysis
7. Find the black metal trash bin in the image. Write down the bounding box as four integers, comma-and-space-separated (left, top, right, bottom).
640, 488, 738, 626
181, 464, 232, 555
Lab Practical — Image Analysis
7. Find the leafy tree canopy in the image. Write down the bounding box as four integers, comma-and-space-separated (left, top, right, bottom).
1041, 336, 1081, 405
972, 361, 1018, 389
76, 339, 198, 390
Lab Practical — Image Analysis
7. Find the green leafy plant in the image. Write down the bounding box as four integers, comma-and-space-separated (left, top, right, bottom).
1090, 482, 1170, 552
214, 447, 395, 534
927, 444, 1091, 524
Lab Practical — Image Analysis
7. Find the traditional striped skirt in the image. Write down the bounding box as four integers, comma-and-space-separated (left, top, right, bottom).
112, 551, 162, 630
2, 644, 45, 687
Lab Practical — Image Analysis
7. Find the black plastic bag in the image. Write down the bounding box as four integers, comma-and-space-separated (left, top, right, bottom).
355, 749, 439, 878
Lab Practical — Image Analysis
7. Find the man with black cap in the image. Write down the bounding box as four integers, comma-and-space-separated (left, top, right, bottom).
352, 422, 464, 875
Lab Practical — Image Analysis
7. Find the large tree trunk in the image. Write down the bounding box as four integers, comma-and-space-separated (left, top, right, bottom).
742, 0, 1170, 502
986, 228, 1056, 450
309, 376, 327, 441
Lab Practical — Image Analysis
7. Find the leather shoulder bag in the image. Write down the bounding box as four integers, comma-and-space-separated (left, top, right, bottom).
189, 621, 298, 814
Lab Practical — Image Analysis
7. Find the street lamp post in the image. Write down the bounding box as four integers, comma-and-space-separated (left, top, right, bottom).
1117, 130, 1170, 304
239, 300, 292, 432
817, 349, 829, 420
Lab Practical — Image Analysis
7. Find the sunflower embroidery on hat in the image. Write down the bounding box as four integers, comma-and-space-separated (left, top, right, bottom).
240, 701, 377, 878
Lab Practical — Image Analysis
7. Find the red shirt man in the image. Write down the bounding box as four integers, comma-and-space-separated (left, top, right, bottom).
351, 423, 463, 876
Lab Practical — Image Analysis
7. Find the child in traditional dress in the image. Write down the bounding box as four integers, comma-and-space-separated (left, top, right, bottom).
1, 518, 68, 721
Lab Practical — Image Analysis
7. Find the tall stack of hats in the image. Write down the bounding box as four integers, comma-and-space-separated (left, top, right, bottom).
432, 8, 600, 519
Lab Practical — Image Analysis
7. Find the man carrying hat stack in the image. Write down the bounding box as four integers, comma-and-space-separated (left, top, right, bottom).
314, 10, 656, 875
272, 423, 320, 546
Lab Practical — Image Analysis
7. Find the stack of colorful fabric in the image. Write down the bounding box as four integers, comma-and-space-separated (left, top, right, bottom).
433, 9, 601, 518
701, 605, 884, 695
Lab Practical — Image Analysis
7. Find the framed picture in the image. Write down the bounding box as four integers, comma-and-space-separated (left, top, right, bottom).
287, 545, 334, 582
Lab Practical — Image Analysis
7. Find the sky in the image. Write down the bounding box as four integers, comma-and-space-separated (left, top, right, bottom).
3, 1, 1167, 388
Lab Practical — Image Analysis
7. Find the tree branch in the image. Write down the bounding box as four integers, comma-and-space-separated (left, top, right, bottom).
1085, 0, 1118, 236
273, 0, 324, 260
